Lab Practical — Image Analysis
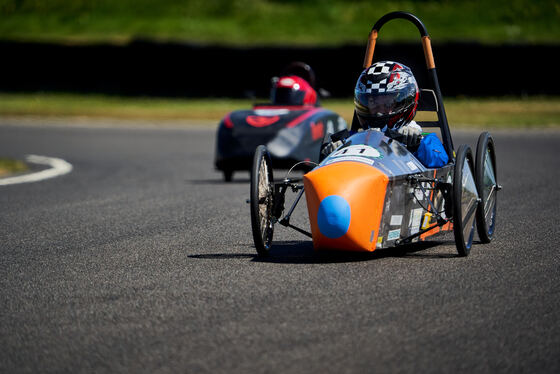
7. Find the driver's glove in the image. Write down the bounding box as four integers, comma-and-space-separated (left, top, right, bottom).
319, 129, 349, 161
320, 139, 343, 159
397, 121, 422, 148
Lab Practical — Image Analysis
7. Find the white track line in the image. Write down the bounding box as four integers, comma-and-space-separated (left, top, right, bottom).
0, 155, 73, 186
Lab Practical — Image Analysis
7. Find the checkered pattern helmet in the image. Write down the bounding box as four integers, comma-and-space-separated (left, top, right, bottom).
354, 61, 419, 129
271, 75, 317, 106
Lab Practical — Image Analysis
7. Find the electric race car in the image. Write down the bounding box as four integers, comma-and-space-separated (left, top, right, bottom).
214, 62, 347, 182
249, 12, 501, 257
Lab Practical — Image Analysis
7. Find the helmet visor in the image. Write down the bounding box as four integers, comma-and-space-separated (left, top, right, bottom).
356, 88, 416, 118
273, 87, 305, 105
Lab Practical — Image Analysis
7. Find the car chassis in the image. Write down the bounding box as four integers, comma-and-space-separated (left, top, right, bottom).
250, 12, 501, 257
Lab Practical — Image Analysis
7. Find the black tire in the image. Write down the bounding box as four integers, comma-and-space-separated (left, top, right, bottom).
223, 170, 233, 182
453, 145, 478, 256
250, 145, 275, 256
475, 132, 498, 243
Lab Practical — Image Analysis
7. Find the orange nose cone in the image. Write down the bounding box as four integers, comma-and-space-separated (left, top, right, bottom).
304, 162, 388, 252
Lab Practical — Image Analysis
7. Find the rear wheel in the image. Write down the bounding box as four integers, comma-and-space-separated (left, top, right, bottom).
453, 145, 478, 256
475, 132, 498, 243
223, 169, 233, 182
250, 145, 275, 256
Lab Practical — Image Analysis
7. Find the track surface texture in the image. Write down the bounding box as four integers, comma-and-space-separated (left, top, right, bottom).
1, 122, 559, 373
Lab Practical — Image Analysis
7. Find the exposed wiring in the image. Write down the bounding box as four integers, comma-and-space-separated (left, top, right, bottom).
411, 184, 445, 216
284, 160, 319, 181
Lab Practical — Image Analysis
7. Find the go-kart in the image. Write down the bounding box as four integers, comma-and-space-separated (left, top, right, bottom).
214, 62, 347, 182
249, 11, 501, 257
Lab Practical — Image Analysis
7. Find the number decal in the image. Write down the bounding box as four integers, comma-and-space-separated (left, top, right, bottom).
331, 145, 382, 159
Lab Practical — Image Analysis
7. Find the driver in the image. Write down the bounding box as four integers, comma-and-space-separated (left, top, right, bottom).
271, 75, 318, 106
322, 61, 447, 167
354, 60, 422, 149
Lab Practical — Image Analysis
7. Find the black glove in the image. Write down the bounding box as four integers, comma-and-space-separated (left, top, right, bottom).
320, 140, 343, 161
402, 131, 421, 148
319, 129, 349, 161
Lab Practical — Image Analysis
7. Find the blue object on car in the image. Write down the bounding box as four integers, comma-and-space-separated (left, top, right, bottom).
414, 133, 449, 168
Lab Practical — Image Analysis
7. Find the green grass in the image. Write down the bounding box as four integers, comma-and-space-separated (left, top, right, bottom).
1, 0, 559, 45
0, 157, 28, 177
0, 93, 239, 121
437, 97, 560, 128
1, 92, 559, 129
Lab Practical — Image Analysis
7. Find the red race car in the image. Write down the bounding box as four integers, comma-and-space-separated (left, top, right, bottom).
214, 62, 347, 181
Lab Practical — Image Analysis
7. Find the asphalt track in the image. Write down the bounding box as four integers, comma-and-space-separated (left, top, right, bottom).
1, 121, 559, 373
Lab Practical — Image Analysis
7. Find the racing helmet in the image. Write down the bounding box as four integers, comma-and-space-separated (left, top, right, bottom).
271, 75, 317, 106
354, 61, 419, 129
281, 61, 317, 89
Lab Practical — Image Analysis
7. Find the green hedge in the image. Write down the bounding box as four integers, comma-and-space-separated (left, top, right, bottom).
1, 0, 559, 45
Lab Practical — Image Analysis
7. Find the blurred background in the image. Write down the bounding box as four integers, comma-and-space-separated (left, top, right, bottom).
0, 0, 559, 126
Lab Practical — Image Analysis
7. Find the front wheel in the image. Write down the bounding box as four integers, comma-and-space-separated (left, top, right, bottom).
250, 145, 275, 256
453, 144, 479, 256
475, 132, 498, 243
